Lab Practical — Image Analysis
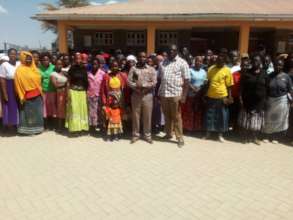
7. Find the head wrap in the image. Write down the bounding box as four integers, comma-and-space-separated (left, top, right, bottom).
81, 53, 88, 63
126, 55, 137, 63
0, 54, 9, 62
14, 51, 42, 102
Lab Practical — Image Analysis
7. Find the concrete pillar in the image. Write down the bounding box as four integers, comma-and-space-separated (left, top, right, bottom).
57, 21, 68, 53
238, 24, 250, 54
147, 25, 156, 55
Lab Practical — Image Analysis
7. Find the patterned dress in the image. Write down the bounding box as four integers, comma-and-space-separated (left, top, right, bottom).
87, 69, 105, 126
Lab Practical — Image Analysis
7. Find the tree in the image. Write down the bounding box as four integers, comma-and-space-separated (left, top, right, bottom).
58, 0, 90, 8
39, 0, 90, 32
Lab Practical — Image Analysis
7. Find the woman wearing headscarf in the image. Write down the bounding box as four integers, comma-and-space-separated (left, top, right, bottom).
263, 58, 293, 144
0, 48, 20, 132
14, 51, 44, 135
65, 53, 89, 133
238, 55, 267, 145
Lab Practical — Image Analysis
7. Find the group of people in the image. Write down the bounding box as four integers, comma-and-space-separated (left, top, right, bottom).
0, 44, 293, 147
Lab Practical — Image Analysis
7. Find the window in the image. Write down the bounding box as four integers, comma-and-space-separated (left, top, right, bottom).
95, 32, 113, 46
127, 31, 146, 46
83, 35, 92, 47
158, 31, 178, 46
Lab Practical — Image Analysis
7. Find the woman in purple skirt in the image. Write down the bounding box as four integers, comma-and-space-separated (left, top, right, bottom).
0, 48, 20, 133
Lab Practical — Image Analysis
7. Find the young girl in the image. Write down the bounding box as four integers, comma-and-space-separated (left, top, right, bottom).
87, 59, 105, 133
51, 59, 68, 131
103, 78, 123, 141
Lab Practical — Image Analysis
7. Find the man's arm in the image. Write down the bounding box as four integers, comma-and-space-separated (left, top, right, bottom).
180, 62, 191, 103
127, 67, 137, 89
143, 67, 157, 89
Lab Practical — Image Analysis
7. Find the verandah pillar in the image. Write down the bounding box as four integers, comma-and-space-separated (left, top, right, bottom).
238, 23, 250, 54
57, 21, 68, 53
147, 25, 156, 55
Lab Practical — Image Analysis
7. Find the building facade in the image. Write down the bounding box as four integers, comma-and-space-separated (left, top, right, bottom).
34, 0, 293, 55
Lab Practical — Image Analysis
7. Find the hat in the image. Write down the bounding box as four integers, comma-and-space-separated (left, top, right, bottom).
101, 53, 110, 60
0, 54, 9, 61
96, 55, 106, 64
109, 76, 121, 89
126, 55, 137, 63
81, 53, 88, 63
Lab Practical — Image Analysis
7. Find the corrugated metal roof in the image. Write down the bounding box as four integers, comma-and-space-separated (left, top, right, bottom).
34, 0, 293, 21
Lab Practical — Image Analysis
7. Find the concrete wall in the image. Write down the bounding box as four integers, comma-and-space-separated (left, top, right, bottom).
73, 28, 293, 55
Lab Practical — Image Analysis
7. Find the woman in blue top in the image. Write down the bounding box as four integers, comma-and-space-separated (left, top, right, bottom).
182, 56, 207, 132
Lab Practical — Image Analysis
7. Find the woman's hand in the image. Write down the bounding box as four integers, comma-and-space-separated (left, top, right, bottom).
3, 95, 8, 102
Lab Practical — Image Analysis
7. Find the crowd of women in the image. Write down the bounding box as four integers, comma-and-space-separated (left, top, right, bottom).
0, 45, 293, 147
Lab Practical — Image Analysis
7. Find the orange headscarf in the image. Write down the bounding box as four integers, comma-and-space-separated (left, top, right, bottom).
14, 51, 42, 103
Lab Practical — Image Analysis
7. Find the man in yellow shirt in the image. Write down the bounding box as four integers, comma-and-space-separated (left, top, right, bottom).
204, 49, 234, 142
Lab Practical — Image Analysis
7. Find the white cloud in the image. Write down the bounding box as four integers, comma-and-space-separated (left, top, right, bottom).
105, 0, 119, 4
0, 5, 7, 14
90, 0, 120, 5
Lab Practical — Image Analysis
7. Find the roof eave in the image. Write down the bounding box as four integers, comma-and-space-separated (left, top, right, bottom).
32, 13, 293, 22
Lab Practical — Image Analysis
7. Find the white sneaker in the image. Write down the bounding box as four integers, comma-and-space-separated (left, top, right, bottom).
263, 139, 270, 143
272, 140, 279, 144
219, 135, 226, 143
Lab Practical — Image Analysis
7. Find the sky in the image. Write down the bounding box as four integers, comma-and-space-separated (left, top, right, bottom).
0, 0, 124, 50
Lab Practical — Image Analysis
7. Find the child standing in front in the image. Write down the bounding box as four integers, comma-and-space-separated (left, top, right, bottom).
103, 78, 123, 141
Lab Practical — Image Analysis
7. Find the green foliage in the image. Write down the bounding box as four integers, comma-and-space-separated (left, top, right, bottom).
58, 0, 90, 8
39, 0, 90, 32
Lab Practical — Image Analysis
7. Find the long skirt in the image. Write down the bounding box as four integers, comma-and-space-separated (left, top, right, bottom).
65, 89, 89, 132
43, 92, 57, 118
204, 97, 229, 133
56, 89, 67, 119
88, 96, 100, 127
0, 94, 2, 118
18, 96, 44, 135
263, 95, 290, 134
238, 109, 264, 131
2, 79, 19, 126
288, 108, 293, 138
182, 96, 204, 131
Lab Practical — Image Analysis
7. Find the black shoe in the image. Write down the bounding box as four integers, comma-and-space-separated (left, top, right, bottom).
130, 137, 139, 144
144, 137, 153, 144
162, 135, 173, 140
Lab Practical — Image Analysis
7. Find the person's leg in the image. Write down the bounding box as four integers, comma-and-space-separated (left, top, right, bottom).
218, 104, 229, 142
89, 97, 99, 134
142, 94, 153, 143
203, 98, 213, 139
161, 97, 172, 138
131, 94, 142, 143
170, 97, 184, 146
253, 131, 261, 145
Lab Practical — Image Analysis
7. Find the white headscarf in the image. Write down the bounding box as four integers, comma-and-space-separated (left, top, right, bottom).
126, 55, 137, 63
0, 54, 9, 62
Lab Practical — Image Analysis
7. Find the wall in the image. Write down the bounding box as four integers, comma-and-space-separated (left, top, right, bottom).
73, 29, 146, 54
